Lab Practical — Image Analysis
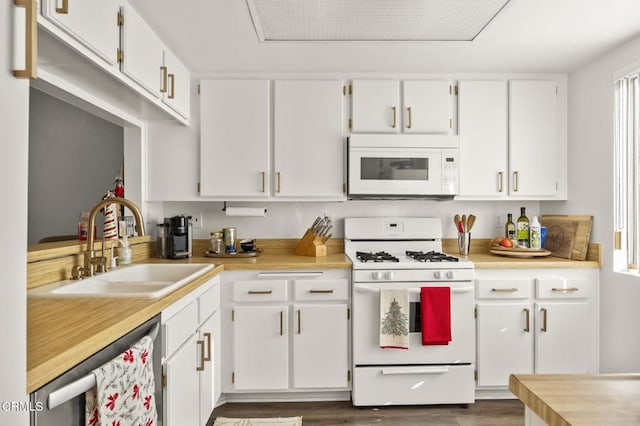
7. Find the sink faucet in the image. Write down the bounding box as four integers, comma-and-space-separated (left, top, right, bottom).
82, 197, 145, 278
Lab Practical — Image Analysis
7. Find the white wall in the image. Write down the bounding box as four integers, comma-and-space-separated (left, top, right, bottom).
1, 0, 29, 423
543, 33, 640, 373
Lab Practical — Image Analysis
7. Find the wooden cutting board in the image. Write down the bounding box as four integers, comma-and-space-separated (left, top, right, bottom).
540, 215, 593, 260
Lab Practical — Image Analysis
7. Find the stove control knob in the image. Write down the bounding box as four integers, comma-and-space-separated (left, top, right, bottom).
446, 271, 454, 279
434, 271, 442, 280
372, 271, 383, 280
384, 271, 395, 280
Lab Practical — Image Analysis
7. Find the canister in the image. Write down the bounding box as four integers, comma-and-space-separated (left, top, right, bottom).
223, 227, 236, 254
210, 231, 224, 254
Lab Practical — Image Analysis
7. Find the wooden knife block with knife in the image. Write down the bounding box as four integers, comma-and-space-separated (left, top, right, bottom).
296, 216, 332, 257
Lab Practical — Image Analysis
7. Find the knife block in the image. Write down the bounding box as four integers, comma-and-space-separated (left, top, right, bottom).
295, 229, 327, 257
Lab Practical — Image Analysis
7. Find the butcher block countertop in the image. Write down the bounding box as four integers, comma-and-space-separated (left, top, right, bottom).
509, 373, 640, 425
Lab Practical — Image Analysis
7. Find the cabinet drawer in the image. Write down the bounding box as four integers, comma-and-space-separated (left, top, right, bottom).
199, 283, 220, 323
352, 365, 474, 406
536, 278, 592, 299
233, 280, 287, 302
163, 299, 198, 357
477, 279, 531, 299
294, 279, 349, 301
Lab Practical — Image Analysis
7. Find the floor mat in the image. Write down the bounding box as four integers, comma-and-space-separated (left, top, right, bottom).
213, 416, 302, 426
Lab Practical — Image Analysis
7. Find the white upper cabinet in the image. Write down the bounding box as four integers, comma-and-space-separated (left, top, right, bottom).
41, 0, 120, 67
351, 79, 453, 134
200, 80, 270, 198
402, 80, 453, 133
458, 80, 508, 198
509, 80, 558, 197
119, 1, 190, 118
162, 48, 191, 118
351, 80, 400, 133
458, 79, 564, 200
119, 2, 164, 98
273, 80, 345, 199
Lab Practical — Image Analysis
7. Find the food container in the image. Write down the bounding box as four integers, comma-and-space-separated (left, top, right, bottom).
223, 227, 236, 254
209, 231, 224, 254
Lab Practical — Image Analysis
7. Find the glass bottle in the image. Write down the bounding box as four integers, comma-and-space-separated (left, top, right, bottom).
505, 213, 517, 245
517, 207, 530, 248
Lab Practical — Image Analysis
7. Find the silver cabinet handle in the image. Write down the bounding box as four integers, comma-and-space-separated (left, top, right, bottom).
297, 309, 301, 334
309, 289, 334, 294
168, 73, 175, 99
203, 332, 212, 362
55, 0, 68, 14
160, 66, 168, 93
391, 106, 397, 128
280, 311, 284, 336
248, 290, 272, 295
260, 171, 266, 192
498, 172, 504, 192
513, 171, 519, 192
540, 308, 548, 332
491, 287, 518, 292
276, 172, 281, 193
524, 308, 530, 333
406, 107, 412, 129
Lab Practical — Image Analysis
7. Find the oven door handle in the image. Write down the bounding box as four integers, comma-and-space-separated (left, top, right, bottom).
355, 285, 474, 294
381, 366, 449, 375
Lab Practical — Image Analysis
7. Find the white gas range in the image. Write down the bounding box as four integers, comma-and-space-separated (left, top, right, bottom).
345, 217, 476, 407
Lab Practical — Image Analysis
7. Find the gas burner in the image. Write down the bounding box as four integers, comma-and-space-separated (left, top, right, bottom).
356, 251, 400, 263
406, 250, 460, 262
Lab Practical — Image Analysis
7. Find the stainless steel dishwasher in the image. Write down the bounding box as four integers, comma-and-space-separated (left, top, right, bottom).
30, 314, 163, 426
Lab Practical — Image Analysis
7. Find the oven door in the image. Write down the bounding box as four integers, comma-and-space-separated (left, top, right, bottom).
348, 147, 458, 196
352, 281, 474, 365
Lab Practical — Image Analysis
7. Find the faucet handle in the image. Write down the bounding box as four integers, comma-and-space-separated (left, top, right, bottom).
71, 265, 85, 280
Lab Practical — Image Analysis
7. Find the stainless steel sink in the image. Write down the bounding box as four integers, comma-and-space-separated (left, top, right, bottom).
28, 263, 214, 299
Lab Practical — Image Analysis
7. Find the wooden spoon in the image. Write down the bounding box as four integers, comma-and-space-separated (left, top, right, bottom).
461, 214, 467, 232
454, 214, 461, 230
467, 214, 476, 231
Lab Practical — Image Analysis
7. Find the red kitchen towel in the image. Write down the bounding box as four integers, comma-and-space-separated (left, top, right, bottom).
420, 286, 451, 345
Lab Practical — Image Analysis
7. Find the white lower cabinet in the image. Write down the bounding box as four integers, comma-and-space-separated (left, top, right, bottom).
475, 269, 598, 394
162, 275, 221, 426
222, 269, 350, 396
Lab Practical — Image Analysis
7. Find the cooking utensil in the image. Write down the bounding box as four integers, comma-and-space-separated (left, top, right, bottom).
467, 214, 476, 231
461, 214, 467, 232
454, 214, 461, 229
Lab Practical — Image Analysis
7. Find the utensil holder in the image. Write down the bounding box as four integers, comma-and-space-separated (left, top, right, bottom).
295, 228, 327, 257
458, 232, 471, 256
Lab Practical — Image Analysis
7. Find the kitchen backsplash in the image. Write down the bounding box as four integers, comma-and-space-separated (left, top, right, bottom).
156, 200, 541, 241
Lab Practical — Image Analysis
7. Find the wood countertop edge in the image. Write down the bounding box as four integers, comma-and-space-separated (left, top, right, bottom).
509, 374, 571, 426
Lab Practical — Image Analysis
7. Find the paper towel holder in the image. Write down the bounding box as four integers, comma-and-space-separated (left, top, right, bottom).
222, 202, 267, 216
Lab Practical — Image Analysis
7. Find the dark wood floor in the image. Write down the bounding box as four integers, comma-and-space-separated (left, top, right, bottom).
209, 399, 524, 426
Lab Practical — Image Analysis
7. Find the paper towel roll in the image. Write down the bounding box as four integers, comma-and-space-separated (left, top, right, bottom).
224, 207, 266, 217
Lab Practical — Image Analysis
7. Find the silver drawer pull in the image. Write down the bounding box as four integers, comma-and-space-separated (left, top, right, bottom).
309, 289, 334, 294
551, 287, 579, 292
491, 288, 518, 292
248, 290, 272, 295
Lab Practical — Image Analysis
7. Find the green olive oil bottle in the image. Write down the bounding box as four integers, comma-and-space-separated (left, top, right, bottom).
516, 207, 530, 248
505, 213, 517, 246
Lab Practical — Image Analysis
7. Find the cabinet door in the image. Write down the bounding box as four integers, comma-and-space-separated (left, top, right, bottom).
198, 312, 218, 426
233, 305, 288, 390
535, 302, 590, 374
273, 80, 345, 199
351, 80, 400, 133
163, 48, 190, 119
509, 80, 558, 197
42, 0, 120, 66
120, 2, 165, 97
476, 303, 533, 387
292, 304, 349, 389
200, 80, 270, 198
458, 80, 508, 198
402, 80, 452, 134
164, 334, 199, 426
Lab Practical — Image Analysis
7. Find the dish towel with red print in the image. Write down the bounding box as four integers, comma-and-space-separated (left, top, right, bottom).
420, 286, 452, 345
85, 335, 157, 426
380, 288, 410, 349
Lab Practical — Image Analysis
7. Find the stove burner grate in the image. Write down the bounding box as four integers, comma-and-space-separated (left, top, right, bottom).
405, 250, 459, 262
356, 251, 400, 263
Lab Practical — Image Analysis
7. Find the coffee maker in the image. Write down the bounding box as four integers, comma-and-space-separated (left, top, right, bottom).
162, 215, 193, 259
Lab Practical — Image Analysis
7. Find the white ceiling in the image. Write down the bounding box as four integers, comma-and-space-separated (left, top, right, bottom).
131, 0, 640, 74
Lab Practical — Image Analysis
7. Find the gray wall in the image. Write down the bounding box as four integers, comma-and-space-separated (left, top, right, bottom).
28, 89, 123, 244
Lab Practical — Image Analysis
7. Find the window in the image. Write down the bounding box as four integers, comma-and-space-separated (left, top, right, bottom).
614, 74, 639, 272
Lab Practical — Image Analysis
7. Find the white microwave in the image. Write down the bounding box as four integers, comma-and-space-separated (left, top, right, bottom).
348, 134, 459, 199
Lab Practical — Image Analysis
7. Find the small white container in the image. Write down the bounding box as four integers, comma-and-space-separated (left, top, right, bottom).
530, 216, 542, 249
